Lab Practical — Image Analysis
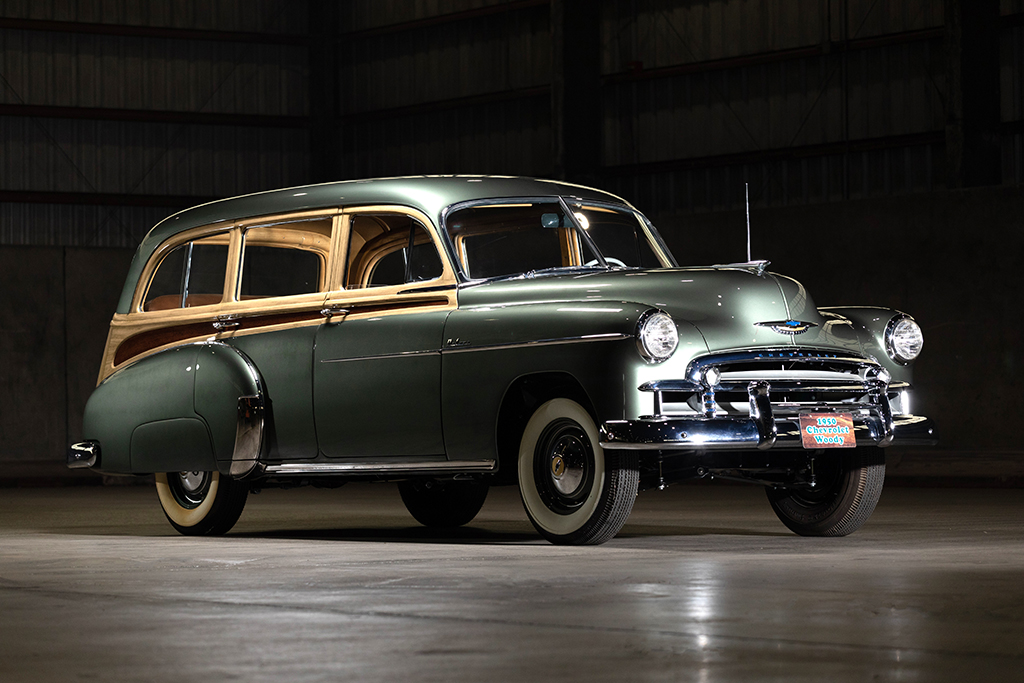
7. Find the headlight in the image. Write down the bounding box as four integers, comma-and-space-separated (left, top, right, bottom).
637, 311, 678, 362
885, 315, 923, 364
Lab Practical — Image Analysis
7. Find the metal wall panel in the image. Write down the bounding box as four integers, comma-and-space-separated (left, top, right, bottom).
342, 0, 516, 32
840, 0, 944, 40
336, 0, 553, 180
339, 95, 552, 179
603, 39, 944, 164
0, 0, 306, 34
1003, 22, 1024, 184
340, 5, 549, 114
0, 29, 308, 115
603, 138, 940, 217
0, 0, 310, 247
0, 203, 177, 247
602, 0, 825, 75
0, 115, 308, 195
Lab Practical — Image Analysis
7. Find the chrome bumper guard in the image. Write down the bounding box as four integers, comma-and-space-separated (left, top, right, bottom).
599, 381, 937, 451
67, 440, 100, 469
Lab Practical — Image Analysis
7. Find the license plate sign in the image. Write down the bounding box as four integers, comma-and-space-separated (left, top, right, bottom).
799, 413, 856, 449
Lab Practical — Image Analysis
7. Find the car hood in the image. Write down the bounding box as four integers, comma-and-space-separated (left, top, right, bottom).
457, 267, 866, 356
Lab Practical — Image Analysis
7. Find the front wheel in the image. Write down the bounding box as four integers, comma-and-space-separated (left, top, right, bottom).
155, 470, 249, 536
518, 398, 638, 545
766, 447, 885, 537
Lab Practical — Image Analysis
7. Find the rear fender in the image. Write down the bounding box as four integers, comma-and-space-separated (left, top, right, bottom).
193, 342, 267, 478
82, 344, 212, 473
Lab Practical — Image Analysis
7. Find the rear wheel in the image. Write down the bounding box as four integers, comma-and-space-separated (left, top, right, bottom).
155, 470, 248, 536
766, 447, 885, 537
398, 479, 489, 528
518, 398, 638, 545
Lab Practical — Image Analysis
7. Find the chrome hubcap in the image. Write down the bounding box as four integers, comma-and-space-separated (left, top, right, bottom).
178, 471, 206, 494
549, 434, 586, 496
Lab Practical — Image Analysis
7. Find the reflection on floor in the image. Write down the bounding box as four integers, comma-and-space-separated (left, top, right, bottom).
1, 482, 1022, 682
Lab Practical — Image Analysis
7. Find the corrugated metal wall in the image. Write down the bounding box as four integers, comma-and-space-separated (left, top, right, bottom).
599, 0, 949, 212
0, 0, 309, 247
2, 0, 1021, 246
336, 1, 552, 179
1003, 17, 1024, 185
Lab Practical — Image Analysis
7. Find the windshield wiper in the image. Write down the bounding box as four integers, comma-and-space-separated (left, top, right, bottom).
476, 265, 610, 284
522, 265, 610, 279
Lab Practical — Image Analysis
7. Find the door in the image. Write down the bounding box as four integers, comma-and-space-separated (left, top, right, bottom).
313, 210, 457, 458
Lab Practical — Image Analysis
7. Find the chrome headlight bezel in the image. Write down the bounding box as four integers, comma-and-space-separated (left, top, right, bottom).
636, 310, 679, 363
885, 314, 923, 365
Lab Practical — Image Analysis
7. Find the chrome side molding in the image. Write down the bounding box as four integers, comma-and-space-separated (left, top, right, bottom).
263, 459, 496, 476
67, 440, 100, 469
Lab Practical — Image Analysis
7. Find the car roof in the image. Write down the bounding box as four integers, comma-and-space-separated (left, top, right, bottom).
116, 175, 631, 314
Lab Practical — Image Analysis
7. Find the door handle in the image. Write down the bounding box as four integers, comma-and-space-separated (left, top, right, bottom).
213, 316, 241, 331
320, 306, 350, 321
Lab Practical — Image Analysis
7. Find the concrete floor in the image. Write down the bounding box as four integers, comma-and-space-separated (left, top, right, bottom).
1, 482, 1022, 682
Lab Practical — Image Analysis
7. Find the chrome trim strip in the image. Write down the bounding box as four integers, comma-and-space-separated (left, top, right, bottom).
442, 332, 631, 355
321, 349, 441, 364
229, 395, 266, 478
320, 333, 631, 363
263, 459, 497, 476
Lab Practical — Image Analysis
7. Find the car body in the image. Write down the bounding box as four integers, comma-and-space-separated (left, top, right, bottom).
69, 176, 937, 543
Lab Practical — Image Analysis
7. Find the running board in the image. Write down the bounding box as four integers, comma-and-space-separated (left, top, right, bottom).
262, 460, 496, 477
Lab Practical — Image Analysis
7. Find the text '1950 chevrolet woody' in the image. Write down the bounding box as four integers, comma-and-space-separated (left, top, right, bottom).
68, 176, 937, 544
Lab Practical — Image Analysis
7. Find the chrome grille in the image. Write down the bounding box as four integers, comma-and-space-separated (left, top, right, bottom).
642, 348, 904, 418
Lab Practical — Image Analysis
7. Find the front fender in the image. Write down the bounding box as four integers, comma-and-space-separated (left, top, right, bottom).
440, 300, 707, 464
818, 307, 914, 383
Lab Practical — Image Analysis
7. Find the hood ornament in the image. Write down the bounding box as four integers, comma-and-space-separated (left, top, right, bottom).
755, 320, 818, 335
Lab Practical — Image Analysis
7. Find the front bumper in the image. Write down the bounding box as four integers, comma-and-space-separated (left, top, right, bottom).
600, 379, 937, 451
600, 413, 937, 450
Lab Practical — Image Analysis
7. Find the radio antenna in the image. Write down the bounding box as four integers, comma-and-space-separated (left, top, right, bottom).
745, 182, 751, 262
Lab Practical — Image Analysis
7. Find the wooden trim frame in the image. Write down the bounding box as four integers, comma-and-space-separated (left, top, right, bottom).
96, 205, 463, 384
98, 208, 341, 384
323, 205, 460, 319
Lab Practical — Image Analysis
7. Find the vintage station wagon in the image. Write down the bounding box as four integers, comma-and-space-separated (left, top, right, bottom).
69, 176, 937, 544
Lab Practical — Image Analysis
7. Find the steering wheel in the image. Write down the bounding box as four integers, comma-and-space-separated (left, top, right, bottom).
585, 257, 628, 268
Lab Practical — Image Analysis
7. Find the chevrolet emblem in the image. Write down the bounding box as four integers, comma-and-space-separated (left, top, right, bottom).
754, 320, 818, 335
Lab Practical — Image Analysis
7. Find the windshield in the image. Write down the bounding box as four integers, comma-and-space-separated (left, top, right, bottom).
444, 199, 674, 280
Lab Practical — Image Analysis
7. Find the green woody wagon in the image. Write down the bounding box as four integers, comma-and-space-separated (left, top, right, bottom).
69, 176, 936, 544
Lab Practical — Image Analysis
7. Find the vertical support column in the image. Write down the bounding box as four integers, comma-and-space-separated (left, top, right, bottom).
551, 0, 602, 184
945, 0, 1001, 188
309, 0, 340, 183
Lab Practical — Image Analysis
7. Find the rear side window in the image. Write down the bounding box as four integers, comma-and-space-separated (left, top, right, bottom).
238, 218, 331, 299
143, 235, 229, 311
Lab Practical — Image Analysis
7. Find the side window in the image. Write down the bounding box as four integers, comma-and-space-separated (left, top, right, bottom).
577, 207, 663, 269
346, 215, 443, 289
238, 218, 331, 300
143, 235, 229, 311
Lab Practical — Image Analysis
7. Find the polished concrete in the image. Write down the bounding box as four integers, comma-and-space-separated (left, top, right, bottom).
1, 482, 1022, 682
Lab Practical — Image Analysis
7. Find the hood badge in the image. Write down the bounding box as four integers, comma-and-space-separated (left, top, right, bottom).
755, 320, 818, 335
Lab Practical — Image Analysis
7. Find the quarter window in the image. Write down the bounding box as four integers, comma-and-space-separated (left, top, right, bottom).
143, 235, 229, 311
345, 215, 443, 289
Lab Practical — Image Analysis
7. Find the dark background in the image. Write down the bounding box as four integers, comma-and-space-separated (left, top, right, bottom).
1, 0, 1021, 483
